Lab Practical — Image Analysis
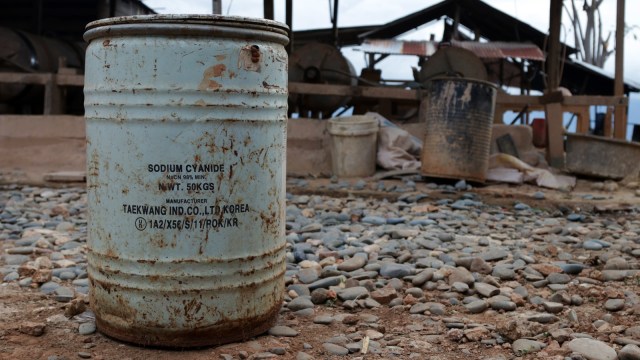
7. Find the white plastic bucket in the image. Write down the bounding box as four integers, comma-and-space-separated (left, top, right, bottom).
327, 115, 378, 177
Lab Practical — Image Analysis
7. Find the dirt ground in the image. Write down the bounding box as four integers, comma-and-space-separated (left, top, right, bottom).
1, 177, 639, 359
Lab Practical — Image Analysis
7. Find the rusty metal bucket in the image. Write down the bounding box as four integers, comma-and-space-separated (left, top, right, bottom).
83, 15, 288, 347
420, 78, 497, 182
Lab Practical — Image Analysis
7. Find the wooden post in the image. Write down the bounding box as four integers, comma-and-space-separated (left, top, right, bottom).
286, 0, 293, 53
545, 102, 564, 168
613, 0, 626, 139
263, 0, 274, 19
212, 0, 222, 15
545, 0, 564, 168
547, 0, 562, 91
43, 73, 62, 115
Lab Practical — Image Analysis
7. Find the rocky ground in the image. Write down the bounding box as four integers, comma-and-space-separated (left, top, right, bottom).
1, 177, 639, 360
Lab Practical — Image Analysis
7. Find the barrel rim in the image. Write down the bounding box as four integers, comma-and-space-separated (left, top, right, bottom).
85, 14, 289, 37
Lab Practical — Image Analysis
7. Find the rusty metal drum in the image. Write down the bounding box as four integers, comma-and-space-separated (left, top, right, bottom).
420, 78, 496, 182
83, 15, 288, 347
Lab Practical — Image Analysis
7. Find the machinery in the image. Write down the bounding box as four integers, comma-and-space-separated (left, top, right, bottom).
288, 42, 357, 118
0, 27, 84, 114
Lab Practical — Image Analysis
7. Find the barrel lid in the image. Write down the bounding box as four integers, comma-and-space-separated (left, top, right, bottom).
84, 14, 289, 43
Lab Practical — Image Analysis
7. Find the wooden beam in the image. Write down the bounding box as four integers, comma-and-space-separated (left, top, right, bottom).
562, 96, 627, 106
0, 72, 84, 86
289, 82, 419, 100
547, 0, 563, 91
614, 0, 626, 139
545, 102, 564, 168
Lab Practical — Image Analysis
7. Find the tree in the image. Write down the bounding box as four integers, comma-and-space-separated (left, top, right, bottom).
564, 0, 639, 68
564, 0, 612, 67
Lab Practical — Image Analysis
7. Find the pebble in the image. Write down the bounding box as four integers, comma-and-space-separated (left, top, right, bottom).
512, 339, 546, 355
268, 326, 298, 337
619, 344, 640, 360
379, 263, 412, 278
78, 322, 96, 335
604, 299, 625, 312
288, 297, 315, 311
567, 338, 617, 360
2, 184, 639, 358
322, 343, 349, 356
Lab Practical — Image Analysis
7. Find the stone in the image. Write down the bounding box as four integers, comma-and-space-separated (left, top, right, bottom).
542, 301, 564, 314
54, 286, 74, 302
604, 299, 625, 312
412, 269, 435, 286
297, 268, 319, 284
337, 286, 369, 301
604, 257, 629, 270
313, 315, 334, 325
19, 322, 46, 337
337, 256, 367, 272
296, 352, 314, 360
469, 257, 492, 274
379, 263, 412, 278
78, 322, 96, 335
322, 343, 349, 356
465, 300, 488, 314
448, 267, 475, 285
40, 281, 60, 294
619, 344, 640, 360
268, 326, 298, 337
547, 273, 571, 284
288, 297, 315, 311
567, 338, 617, 360
492, 266, 516, 280
464, 326, 490, 341
474, 283, 499, 298
512, 339, 546, 355
370, 286, 397, 305
308, 276, 344, 291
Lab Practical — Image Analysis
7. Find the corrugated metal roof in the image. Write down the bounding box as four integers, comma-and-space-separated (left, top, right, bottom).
356, 39, 545, 61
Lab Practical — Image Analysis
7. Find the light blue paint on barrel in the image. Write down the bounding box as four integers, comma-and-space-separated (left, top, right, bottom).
83, 15, 288, 347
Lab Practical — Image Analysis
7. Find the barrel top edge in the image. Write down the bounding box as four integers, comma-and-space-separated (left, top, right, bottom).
85, 14, 289, 37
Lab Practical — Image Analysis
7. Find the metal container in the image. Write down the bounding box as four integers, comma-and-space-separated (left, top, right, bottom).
566, 133, 640, 179
420, 78, 497, 182
83, 15, 288, 347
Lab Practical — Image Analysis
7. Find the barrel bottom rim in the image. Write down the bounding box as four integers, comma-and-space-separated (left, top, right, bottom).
94, 300, 282, 348
420, 171, 486, 184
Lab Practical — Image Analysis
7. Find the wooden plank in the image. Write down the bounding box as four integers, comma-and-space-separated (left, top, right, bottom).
0, 72, 49, 85
563, 96, 627, 106
0, 115, 85, 139
545, 102, 564, 168
0, 72, 84, 86
289, 82, 419, 100
55, 73, 84, 86
495, 94, 542, 106
43, 171, 86, 183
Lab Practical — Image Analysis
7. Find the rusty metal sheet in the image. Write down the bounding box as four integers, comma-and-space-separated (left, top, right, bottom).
357, 39, 544, 60
84, 15, 288, 348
